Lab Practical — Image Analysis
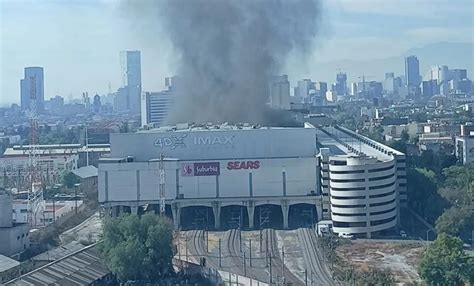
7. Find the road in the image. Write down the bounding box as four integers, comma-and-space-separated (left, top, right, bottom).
59, 211, 102, 244
297, 228, 336, 286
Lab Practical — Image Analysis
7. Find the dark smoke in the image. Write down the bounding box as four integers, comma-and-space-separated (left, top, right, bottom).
123, 0, 321, 125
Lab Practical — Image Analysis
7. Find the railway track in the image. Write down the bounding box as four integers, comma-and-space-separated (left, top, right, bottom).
264, 229, 304, 285
298, 228, 336, 286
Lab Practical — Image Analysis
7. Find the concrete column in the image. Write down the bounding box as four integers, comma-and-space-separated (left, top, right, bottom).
281, 201, 289, 229
247, 201, 255, 229
315, 201, 322, 223
130, 205, 138, 215
111, 206, 118, 217
212, 202, 221, 229
119, 205, 125, 216
171, 203, 181, 229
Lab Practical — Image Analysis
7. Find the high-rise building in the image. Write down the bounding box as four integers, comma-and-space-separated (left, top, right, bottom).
269, 75, 291, 110
141, 77, 180, 126
118, 51, 142, 114
449, 69, 467, 81
422, 80, 439, 97
20, 67, 44, 112
48, 95, 64, 113
334, 72, 347, 96
405, 56, 420, 87
93, 94, 101, 114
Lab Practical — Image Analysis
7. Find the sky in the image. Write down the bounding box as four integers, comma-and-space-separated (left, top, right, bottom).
0, 0, 473, 106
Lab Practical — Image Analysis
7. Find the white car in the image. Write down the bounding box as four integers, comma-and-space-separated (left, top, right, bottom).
400, 230, 407, 238
338, 232, 354, 239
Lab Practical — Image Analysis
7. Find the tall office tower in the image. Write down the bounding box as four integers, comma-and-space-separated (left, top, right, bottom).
428, 65, 450, 95
269, 75, 291, 110
93, 94, 101, 113
384, 72, 395, 94
350, 82, 358, 96
335, 72, 347, 96
449, 69, 467, 81
295, 79, 312, 99
119, 51, 142, 114
405, 56, 421, 87
315, 82, 328, 97
20, 67, 44, 112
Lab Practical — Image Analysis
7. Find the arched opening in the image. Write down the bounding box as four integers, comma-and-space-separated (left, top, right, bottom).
288, 203, 317, 229
180, 206, 214, 230
254, 204, 283, 229
220, 205, 249, 230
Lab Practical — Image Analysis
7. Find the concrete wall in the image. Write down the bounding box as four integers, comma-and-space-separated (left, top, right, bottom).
0, 224, 30, 256
99, 157, 317, 203
110, 127, 317, 161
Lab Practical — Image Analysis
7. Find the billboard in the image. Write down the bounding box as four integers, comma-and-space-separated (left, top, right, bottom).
181, 162, 220, 176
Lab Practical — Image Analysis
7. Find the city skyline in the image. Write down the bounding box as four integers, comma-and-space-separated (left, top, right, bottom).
1, 0, 473, 106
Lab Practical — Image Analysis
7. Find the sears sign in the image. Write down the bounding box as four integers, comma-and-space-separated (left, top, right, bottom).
181, 162, 220, 176
227, 160, 260, 170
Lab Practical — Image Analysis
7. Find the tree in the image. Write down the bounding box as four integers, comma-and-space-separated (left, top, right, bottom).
63, 171, 79, 189
400, 129, 410, 142
435, 206, 474, 239
406, 168, 447, 223
99, 213, 174, 283
419, 233, 474, 285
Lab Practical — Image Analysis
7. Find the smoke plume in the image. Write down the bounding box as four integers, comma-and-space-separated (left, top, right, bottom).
123, 0, 322, 125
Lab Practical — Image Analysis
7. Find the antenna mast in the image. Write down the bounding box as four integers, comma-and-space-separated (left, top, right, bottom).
27, 75, 44, 226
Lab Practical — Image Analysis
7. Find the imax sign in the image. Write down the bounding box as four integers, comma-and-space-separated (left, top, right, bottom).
154, 134, 235, 149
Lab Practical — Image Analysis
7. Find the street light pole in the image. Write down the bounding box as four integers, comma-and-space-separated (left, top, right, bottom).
426, 228, 434, 247
73, 183, 81, 214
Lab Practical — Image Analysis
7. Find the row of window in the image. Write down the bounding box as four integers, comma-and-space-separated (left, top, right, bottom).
368, 165, 394, 173
369, 199, 396, 207
332, 195, 365, 200
330, 169, 364, 174
332, 186, 365, 191
369, 190, 395, 199
332, 204, 365, 208
371, 215, 396, 226
369, 181, 395, 190
332, 212, 366, 217
370, 207, 396, 216
333, 215, 397, 228
331, 178, 365, 183
368, 173, 395, 181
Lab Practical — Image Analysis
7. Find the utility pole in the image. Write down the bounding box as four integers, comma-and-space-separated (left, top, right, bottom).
281, 247, 285, 279
243, 252, 247, 277
219, 238, 222, 267
269, 252, 272, 285
249, 239, 252, 267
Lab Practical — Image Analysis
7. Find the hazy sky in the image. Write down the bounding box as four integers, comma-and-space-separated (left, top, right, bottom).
0, 0, 473, 106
